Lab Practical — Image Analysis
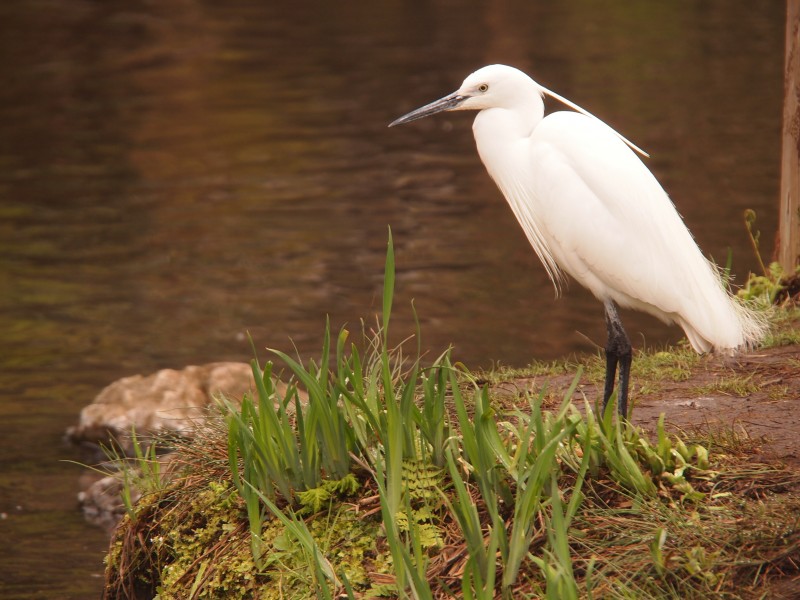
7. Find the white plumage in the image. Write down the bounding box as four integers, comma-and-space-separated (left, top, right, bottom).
390, 64, 765, 415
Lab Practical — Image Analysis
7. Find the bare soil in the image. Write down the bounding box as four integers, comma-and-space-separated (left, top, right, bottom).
497, 343, 800, 470
633, 345, 800, 468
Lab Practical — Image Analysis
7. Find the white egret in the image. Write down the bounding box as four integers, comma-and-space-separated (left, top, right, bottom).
389, 64, 765, 417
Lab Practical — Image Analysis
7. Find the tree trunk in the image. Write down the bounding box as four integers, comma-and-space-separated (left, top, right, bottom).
778, 0, 800, 271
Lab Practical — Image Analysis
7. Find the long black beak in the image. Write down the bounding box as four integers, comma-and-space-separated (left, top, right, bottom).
388, 91, 466, 127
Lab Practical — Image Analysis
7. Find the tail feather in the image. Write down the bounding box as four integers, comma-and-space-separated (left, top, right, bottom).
678, 263, 767, 354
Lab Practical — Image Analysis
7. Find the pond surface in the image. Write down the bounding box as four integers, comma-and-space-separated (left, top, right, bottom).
0, 1, 785, 596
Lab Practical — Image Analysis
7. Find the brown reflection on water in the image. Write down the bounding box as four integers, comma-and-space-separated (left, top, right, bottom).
0, 1, 786, 596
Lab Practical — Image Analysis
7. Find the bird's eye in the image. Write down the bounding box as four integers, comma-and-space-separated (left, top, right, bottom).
478, 84, 489, 92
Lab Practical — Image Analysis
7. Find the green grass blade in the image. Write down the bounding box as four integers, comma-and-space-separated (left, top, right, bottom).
383, 227, 395, 340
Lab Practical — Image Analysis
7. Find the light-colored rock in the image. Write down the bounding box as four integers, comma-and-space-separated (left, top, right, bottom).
67, 362, 255, 449
70, 361, 306, 531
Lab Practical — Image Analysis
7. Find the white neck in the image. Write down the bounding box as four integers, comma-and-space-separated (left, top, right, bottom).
468, 94, 565, 290
471, 89, 544, 178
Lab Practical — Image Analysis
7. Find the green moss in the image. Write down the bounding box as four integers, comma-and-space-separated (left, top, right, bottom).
155, 482, 257, 599
104, 475, 395, 600
254, 499, 392, 599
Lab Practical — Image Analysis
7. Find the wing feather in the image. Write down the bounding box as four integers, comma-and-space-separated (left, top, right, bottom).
514, 111, 764, 351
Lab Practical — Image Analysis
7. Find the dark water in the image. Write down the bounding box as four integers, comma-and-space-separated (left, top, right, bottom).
0, 1, 785, 597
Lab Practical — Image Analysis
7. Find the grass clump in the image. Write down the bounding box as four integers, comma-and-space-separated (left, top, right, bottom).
693, 374, 761, 398
762, 306, 800, 347
102, 233, 800, 599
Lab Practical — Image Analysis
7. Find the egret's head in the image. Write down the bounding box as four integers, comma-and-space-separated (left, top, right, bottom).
456, 65, 539, 110
389, 64, 539, 127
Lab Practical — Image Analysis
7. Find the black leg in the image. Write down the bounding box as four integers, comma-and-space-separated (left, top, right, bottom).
602, 344, 619, 409
602, 301, 632, 418
617, 343, 632, 417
